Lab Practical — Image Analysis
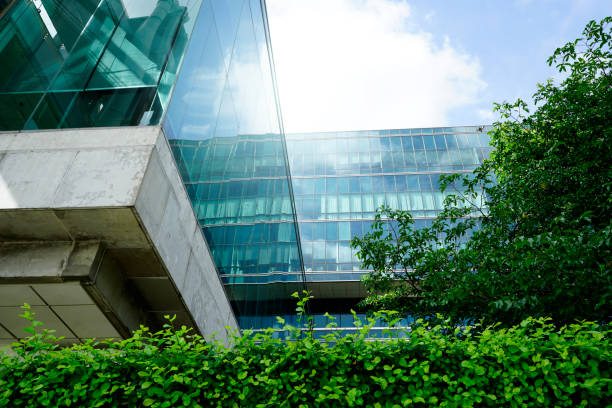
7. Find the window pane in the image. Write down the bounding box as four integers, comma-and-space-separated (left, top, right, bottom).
326, 222, 338, 241
338, 222, 351, 241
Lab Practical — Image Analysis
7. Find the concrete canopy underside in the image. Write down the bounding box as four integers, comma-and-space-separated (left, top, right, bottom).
0, 126, 238, 344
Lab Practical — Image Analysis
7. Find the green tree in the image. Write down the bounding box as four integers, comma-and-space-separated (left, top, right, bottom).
351, 17, 612, 326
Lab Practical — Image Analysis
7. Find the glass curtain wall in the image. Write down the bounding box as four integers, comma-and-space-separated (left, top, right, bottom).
163, 0, 304, 329
279, 126, 492, 332
286, 126, 493, 283
0, 0, 204, 130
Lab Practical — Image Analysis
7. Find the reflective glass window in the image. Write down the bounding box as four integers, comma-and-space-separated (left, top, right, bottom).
412, 136, 424, 150
434, 134, 447, 150
383, 175, 395, 191
337, 178, 349, 193
360, 176, 373, 193
423, 135, 436, 150
326, 222, 338, 241
349, 177, 360, 193
445, 134, 458, 149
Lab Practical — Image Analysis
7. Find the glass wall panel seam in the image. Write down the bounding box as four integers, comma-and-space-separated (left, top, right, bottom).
258, 0, 306, 292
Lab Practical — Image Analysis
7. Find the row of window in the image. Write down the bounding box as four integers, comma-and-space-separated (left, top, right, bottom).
185, 173, 460, 202
211, 243, 301, 274
203, 219, 432, 247
194, 197, 295, 224
185, 172, 471, 202
286, 133, 490, 156
204, 223, 299, 246
175, 146, 286, 167
298, 219, 433, 242
191, 190, 485, 223
295, 191, 463, 216
186, 178, 290, 199
293, 174, 453, 195
286, 126, 491, 139
175, 156, 289, 182
288, 148, 490, 176
221, 273, 303, 284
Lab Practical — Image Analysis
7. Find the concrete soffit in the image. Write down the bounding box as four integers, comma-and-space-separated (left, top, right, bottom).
0, 126, 238, 345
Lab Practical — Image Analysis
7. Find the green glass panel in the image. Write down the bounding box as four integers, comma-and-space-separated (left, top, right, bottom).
23, 91, 76, 130
41, 0, 100, 51
87, 0, 186, 90
50, 0, 123, 91
0, 92, 42, 130
60, 86, 156, 127
0, 1, 77, 92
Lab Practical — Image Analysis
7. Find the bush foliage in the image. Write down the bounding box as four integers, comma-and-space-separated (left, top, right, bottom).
1, 304, 610, 407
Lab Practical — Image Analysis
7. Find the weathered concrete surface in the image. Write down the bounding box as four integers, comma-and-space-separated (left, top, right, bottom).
0, 127, 238, 342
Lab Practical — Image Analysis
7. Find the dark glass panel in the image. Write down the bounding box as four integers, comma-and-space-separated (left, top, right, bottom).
60, 86, 156, 127
0, 0, 98, 93
0, 92, 42, 130
23, 91, 76, 130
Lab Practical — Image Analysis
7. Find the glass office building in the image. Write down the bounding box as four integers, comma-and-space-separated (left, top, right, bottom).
0, 0, 491, 332
0, 0, 301, 327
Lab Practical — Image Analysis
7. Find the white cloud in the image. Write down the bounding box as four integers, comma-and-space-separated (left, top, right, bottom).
477, 108, 495, 123
267, 0, 487, 133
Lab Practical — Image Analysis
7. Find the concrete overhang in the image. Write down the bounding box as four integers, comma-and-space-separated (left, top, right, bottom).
0, 126, 238, 346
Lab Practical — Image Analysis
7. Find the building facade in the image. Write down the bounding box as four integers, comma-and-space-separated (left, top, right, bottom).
0, 0, 492, 342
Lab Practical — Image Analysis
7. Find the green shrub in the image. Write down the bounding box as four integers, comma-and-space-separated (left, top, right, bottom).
1, 303, 610, 407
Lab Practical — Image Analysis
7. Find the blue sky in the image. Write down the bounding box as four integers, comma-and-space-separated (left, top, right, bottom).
267, 0, 611, 132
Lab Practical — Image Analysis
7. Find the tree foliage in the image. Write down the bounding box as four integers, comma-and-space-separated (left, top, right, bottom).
351, 17, 612, 326
1, 303, 610, 407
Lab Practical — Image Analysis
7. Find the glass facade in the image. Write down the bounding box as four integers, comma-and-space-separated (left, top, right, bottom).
163, 0, 304, 325
286, 127, 492, 285
0, 0, 203, 130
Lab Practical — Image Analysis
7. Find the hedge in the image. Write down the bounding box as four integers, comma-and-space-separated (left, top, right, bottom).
0, 304, 610, 407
